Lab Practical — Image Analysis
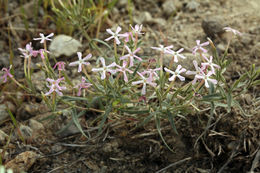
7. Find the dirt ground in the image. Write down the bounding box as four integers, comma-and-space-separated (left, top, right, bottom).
0, 0, 260, 172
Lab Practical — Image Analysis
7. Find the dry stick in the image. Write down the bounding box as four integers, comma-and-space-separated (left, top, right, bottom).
249, 148, 260, 172
217, 142, 240, 173
194, 113, 225, 149
155, 157, 192, 173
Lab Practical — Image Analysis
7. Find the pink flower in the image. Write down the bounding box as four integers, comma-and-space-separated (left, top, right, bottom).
130, 24, 144, 35
69, 52, 91, 72
201, 55, 220, 74
186, 60, 203, 85
120, 32, 134, 42
53, 61, 66, 71
38, 49, 50, 59
105, 26, 125, 45
120, 45, 142, 67
196, 70, 217, 88
223, 27, 242, 36
167, 48, 186, 62
164, 65, 186, 81
33, 33, 54, 44
45, 77, 66, 96
92, 57, 116, 80
132, 72, 157, 95
75, 77, 92, 96
18, 42, 38, 59
115, 61, 133, 82
151, 44, 174, 54
1, 66, 13, 83
141, 68, 161, 81
192, 40, 209, 55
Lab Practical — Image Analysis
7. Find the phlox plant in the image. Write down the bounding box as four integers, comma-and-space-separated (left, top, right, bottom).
1, 25, 259, 150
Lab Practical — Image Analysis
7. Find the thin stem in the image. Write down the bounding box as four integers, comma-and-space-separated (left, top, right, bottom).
114, 39, 118, 64
24, 58, 27, 78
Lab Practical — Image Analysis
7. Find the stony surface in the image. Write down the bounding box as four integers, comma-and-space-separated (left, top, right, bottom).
49, 35, 82, 57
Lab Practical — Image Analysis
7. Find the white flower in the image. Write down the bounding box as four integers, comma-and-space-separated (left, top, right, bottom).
33, 33, 54, 43
201, 55, 220, 74
151, 44, 173, 54
132, 72, 157, 95
115, 61, 133, 82
92, 57, 116, 80
164, 65, 186, 81
105, 26, 125, 45
223, 27, 242, 36
196, 71, 218, 88
130, 24, 144, 35
69, 52, 91, 72
186, 60, 203, 85
120, 45, 142, 67
167, 48, 186, 62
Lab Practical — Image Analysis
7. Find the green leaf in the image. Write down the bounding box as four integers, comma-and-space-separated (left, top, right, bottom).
98, 104, 112, 135
226, 92, 232, 112
91, 38, 112, 50
132, 62, 141, 77
137, 111, 154, 127
232, 100, 251, 117
62, 95, 89, 102
252, 80, 260, 86
119, 109, 149, 114
231, 73, 247, 91
155, 116, 174, 152
72, 109, 89, 138
167, 111, 178, 134
202, 93, 223, 102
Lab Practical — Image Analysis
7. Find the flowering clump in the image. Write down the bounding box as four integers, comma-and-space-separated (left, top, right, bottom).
3, 23, 256, 148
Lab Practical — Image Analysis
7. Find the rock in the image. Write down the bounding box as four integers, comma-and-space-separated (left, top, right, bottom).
103, 140, 119, 153
49, 35, 82, 57
0, 41, 5, 52
31, 71, 46, 92
0, 53, 10, 68
13, 1, 35, 19
0, 102, 16, 122
239, 33, 252, 45
216, 43, 226, 53
163, 52, 203, 71
185, 0, 200, 12
117, 0, 128, 8
17, 103, 41, 120
133, 11, 152, 24
19, 125, 33, 139
149, 18, 167, 28
162, 0, 177, 17
202, 17, 226, 38
0, 149, 9, 158
0, 130, 8, 143
29, 119, 44, 131
57, 123, 80, 138
250, 42, 260, 58
5, 151, 38, 173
